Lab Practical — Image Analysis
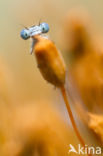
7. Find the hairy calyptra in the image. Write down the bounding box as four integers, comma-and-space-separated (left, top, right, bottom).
33, 35, 66, 87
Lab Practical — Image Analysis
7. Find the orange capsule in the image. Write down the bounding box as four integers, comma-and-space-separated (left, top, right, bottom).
33, 35, 66, 87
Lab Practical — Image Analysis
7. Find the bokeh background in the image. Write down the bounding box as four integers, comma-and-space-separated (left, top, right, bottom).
1, 0, 103, 102
0, 0, 103, 155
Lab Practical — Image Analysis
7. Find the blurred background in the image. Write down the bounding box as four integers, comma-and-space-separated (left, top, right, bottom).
0, 0, 103, 155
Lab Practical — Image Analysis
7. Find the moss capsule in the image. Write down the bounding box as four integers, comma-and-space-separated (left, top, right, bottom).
33, 36, 66, 87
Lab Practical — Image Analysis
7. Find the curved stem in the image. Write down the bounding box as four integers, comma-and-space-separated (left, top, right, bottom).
60, 85, 92, 156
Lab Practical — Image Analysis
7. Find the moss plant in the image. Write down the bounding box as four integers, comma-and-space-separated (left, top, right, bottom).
31, 35, 92, 156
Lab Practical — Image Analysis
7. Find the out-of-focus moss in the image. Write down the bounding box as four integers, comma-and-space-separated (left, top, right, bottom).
63, 10, 103, 113
2, 103, 78, 156
88, 113, 103, 143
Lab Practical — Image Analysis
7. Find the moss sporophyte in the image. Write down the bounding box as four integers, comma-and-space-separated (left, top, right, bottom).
20, 22, 92, 156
